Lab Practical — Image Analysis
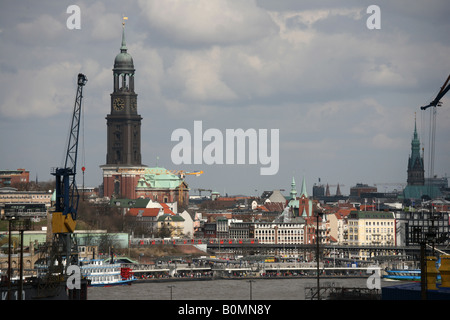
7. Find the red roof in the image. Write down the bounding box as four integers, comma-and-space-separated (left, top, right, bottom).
264, 202, 285, 212
335, 208, 355, 219
127, 208, 160, 217
160, 203, 175, 215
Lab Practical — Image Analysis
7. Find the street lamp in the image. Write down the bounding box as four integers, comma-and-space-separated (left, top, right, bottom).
247, 280, 255, 300
167, 285, 175, 300
315, 210, 324, 300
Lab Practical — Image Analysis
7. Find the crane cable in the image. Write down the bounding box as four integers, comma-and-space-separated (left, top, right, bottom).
420, 88, 439, 182
81, 82, 86, 199
427, 88, 439, 181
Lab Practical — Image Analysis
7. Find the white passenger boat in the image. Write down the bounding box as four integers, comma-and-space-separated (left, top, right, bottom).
80, 259, 136, 287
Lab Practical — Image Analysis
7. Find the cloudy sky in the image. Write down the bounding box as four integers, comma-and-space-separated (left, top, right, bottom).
0, 0, 449, 197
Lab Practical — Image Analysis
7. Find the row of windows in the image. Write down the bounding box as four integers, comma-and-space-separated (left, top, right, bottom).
410, 220, 447, 226
366, 228, 394, 233
254, 229, 304, 234
257, 236, 304, 242
349, 220, 394, 226
254, 224, 303, 228
5, 209, 45, 213
365, 221, 394, 226
349, 227, 394, 234
348, 234, 394, 241
366, 235, 393, 241
0, 194, 51, 199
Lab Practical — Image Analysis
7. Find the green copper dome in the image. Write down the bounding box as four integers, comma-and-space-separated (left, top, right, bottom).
114, 52, 133, 68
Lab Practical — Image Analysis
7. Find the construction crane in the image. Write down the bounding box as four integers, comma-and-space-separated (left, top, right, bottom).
144, 167, 204, 179
420, 74, 450, 110
50, 73, 87, 270
420, 74, 449, 181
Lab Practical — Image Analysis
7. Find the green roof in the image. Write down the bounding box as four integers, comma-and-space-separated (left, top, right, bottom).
403, 185, 442, 200
136, 166, 186, 190
354, 211, 394, 219
110, 198, 150, 208
157, 214, 185, 222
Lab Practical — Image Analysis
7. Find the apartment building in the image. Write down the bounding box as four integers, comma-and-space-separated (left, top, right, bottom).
253, 222, 305, 245
0, 169, 29, 187
0, 187, 53, 205
347, 211, 396, 246
346, 211, 396, 260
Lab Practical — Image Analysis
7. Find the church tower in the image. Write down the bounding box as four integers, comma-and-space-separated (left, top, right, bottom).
407, 116, 425, 186
106, 23, 142, 166
101, 21, 146, 199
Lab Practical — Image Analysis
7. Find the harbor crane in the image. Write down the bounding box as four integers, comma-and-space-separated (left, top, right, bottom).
52, 73, 87, 233
50, 73, 87, 269
420, 74, 450, 110
419, 74, 449, 180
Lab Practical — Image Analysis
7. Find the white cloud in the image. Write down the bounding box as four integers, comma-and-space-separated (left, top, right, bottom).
165, 47, 237, 102
15, 14, 65, 44
82, 2, 123, 41
137, 0, 276, 46
0, 62, 82, 118
372, 133, 403, 149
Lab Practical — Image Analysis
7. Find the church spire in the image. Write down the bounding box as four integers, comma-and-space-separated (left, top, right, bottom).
290, 177, 297, 200
413, 112, 418, 140
336, 183, 342, 196
300, 176, 308, 198
121, 17, 128, 52
410, 113, 421, 165
407, 114, 424, 186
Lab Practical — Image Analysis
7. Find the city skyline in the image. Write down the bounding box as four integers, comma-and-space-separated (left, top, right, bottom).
0, 1, 449, 196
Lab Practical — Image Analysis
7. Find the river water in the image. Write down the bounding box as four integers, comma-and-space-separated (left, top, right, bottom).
87, 278, 398, 300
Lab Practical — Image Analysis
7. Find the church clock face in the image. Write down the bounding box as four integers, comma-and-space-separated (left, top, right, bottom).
113, 97, 125, 111
131, 97, 137, 111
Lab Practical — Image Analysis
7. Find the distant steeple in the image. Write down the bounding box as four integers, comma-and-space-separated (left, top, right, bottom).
407, 114, 424, 186
325, 184, 330, 197
410, 114, 421, 165
300, 176, 308, 198
290, 177, 297, 200
336, 183, 342, 196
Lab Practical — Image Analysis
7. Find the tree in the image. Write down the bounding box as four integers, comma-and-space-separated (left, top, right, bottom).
77, 200, 124, 232
156, 224, 173, 238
